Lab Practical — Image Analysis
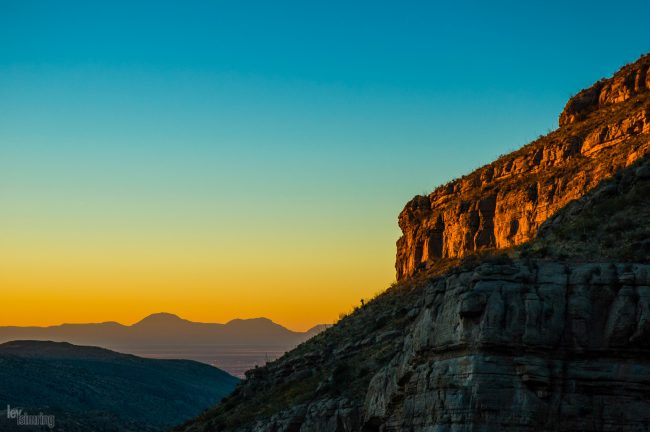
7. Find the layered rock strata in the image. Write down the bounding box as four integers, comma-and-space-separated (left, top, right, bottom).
365, 261, 650, 431
396, 54, 650, 280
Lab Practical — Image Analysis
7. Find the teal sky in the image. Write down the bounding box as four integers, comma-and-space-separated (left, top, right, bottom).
1, 0, 649, 329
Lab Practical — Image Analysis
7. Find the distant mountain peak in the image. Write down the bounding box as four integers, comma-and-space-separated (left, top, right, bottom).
226, 317, 273, 325
132, 312, 190, 327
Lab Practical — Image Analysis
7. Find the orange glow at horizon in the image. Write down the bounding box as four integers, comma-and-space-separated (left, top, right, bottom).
1, 227, 397, 332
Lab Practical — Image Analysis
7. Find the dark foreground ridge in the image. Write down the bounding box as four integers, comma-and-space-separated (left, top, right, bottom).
0, 340, 238, 432
176, 55, 650, 431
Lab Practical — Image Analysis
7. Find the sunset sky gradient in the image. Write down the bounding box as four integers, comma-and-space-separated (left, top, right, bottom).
1, 0, 649, 330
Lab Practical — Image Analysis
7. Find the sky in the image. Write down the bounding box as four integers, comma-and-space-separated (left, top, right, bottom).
1, 0, 649, 331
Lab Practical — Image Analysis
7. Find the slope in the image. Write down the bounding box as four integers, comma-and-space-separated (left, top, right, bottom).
0, 340, 239, 432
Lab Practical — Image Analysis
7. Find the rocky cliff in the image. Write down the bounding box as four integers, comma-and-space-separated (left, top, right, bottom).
396, 54, 650, 280
364, 260, 650, 431
176, 55, 650, 432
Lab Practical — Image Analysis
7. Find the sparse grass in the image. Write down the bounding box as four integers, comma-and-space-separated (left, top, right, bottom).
526, 155, 650, 263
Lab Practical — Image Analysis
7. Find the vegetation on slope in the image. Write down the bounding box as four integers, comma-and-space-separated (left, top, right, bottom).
524, 153, 650, 262
0, 341, 238, 432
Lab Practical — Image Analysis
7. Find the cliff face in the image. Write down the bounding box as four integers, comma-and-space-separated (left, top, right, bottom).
396, 54, 650, 280
560, 56, 650, 126
365, 261, 650, 431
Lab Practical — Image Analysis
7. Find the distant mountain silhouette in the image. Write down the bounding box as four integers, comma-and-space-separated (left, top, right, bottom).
0, 340, 238, 431
0, 313, 330, 377
133, 312, 191, 326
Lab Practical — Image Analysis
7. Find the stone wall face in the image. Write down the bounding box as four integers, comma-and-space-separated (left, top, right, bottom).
366, 261, 650, 431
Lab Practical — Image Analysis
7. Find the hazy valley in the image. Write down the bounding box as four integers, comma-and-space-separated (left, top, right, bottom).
0, 313, 327, 378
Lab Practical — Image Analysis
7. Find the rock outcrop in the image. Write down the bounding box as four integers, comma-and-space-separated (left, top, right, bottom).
396, 54, 650, 280
365, 261, 650, 431
560, 55, 650, 126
